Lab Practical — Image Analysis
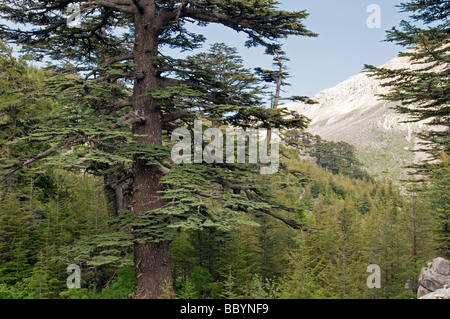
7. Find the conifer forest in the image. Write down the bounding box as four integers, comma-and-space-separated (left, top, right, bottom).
0, 0, 448, 301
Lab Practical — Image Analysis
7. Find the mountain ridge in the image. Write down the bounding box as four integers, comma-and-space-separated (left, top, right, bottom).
283, 53, 429, 182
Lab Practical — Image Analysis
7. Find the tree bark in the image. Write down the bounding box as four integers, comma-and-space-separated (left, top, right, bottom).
131, 1, 174, 299
267, 61, 283, 145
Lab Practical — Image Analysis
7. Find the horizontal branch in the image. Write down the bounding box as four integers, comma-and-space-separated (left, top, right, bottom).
181, 7, 249, 32
216, 177, 302, 230
103, 53, 134, 65
157, 76, 185, 88
156, 163, 171, 174
180, 7, 267, 46
106, 100, 133, 114
84, 54, 134, 80
162, 122, 180, 132
89, 0, 135, 13
217, 177, 256, 200
0, 135, 80, 183
118, 111, 146, 124
163, 110, 192, 123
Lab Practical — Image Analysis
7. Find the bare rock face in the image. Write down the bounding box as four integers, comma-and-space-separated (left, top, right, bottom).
419, 285, 450, 299
418, 257, 450, 299
284, 53, 432, 182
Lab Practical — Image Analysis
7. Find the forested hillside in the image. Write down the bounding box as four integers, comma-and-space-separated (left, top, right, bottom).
0, 0, 448, 300
0, 51, 441, 298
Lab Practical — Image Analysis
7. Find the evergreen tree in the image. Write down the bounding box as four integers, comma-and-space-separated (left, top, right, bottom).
220, 265, 240, 299
255, 46, 315, 144
0, 189, 35, 284
365, 1, 449, 290
396, 181, 436, 295
279, 222, 330, 299
365, 0, 449, 162
426, 152, 450, 258
0, 0, 317, 298
0, 41, 53, 148
362, 186, 412, 299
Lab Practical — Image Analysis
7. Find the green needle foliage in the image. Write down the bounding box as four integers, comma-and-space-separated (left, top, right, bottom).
365, 0, 450, 163
365, 0, 449, 264
426, 152, 450, 259
0, 0, 318, 298
0, 1, 446, 300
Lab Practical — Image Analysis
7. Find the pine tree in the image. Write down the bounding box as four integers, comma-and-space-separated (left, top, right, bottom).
0, 188, 35, 284
220, 265, 240, 299
365, 0, 449, 163
278, 226, 329, 299
365, 1, 449, 291
426, 152, 450, 258
396, 181, 436, 296
255, 46, 316, 144
362, 185, 412, 299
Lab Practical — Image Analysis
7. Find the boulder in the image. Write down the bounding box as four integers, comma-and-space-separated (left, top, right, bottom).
417, 285, 432, 298
419, 280, 450, 299
433, 257, 450, 276
419, 269, 450, 292
418, 257, 450, 299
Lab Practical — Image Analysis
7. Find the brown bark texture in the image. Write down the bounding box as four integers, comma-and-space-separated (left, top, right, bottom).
131, 1, 175, 299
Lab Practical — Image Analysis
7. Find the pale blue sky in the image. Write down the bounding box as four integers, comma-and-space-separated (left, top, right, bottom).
2, 1, 412, 99
169, 0, 412, 98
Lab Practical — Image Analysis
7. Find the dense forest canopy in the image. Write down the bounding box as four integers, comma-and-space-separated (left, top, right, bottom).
0, 0, 448, 300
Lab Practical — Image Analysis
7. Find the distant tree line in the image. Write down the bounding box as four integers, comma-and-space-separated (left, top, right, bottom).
284, 130, 372, 181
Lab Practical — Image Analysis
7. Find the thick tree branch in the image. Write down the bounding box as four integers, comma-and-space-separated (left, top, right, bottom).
157, 76, 185, 88
180, 7, 267, 46
119, 111, 146, 124
103, 53, 134, 66
155, 7, 178, 33
217, 177, 256, 200
156, 163, 171, 174
181, 7, 249, 30
84, 54, 134, 80
92, 73, 123, 83
260, 208, 302, 230
90, 0, 135, 13
216, 177, 302, 230
106, 100, 133, 114
0, 135, 80, 183
163, 110, 192, 123
131, 0, 145, 14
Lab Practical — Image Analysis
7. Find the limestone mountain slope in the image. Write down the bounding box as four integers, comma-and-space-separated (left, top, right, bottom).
284, 54, 429, 182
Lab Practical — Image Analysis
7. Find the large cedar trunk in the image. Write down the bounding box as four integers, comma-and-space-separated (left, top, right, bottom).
131, 1, 175, 299
133, 240, 173, 298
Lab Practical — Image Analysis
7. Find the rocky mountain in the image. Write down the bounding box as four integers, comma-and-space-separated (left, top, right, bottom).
283, 53, 430, 183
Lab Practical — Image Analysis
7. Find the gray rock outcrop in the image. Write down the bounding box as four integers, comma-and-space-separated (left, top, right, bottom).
284, 53, 432, 182
418, 257, 450, 299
